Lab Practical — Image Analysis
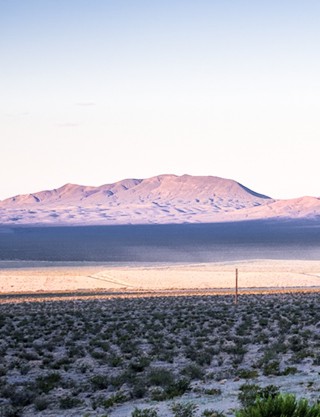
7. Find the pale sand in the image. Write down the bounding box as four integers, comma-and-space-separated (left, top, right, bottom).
0, 259, 319, 294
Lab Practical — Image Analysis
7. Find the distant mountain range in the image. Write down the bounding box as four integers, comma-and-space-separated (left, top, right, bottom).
0, 174, 319, 226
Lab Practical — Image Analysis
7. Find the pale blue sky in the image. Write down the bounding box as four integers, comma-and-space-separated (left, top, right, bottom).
1, 0, 319, 200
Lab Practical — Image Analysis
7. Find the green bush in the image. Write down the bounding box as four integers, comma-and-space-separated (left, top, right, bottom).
236, 394, 320, 417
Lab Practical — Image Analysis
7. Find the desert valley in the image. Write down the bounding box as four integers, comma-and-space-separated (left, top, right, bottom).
3, 0, 320, 415
0, 175, 319, 416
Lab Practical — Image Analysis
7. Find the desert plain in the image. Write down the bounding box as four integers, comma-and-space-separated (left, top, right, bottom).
0, 259, 320, 295
0, 259, 320, 417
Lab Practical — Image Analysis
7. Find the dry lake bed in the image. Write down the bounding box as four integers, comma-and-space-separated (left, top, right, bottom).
0, 259, 320, 295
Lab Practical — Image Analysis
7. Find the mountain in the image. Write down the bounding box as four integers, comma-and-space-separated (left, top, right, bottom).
0, 174, 319, 225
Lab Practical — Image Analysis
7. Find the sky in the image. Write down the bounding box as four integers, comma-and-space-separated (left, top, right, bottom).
1, 0, 319, 200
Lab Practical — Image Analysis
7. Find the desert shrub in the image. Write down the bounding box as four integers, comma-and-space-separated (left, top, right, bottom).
59, 395, 82, 409
238, 384, 279, 408
89, 338, 110, 351
96, 391, 127, 409
236, 394, 320, 417
282, 366, 298, 375
195, 350, 212, 366
150, 387, 166, 401
107, 354, 123, 367
35, 372, 61, 394
10, 387, 36, 407
291, 349, 313, 363
90, 349, 108, 360
182, 363, 204, 380
131, 407, 159, 417
19, 364, 31, 375
185, 346, 198, 362
171, 402, 198, 417
19, 350, 39, 361
263, 360, 281, 376
165, 378, 190, 399
237, 369, 259, 379
0, 365, 7, 376
258, 350, 277, 366
313, 356, 320, 365
131, 377, 148, 399
203, 388, 222, 396
202, 410, 226, 417
149, 378, 190, 401
34, 395, 50, 411
91, 374, 109, 390
148, 367, 175, 387
0, 404, 22, 417
110, 369, 138, 388
288, 335, 305, 352
129, 356, 151, 373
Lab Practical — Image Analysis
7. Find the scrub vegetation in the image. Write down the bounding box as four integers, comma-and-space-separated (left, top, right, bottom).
0, 292, 320, 416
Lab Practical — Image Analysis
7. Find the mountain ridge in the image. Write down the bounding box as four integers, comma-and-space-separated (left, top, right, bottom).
0, 174, 319, 226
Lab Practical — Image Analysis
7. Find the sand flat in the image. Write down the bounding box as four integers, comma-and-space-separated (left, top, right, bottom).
0, 259, 319, 294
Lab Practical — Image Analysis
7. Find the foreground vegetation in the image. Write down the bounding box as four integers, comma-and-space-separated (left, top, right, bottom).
0, 292, 320, 416
129, 393, 320, 417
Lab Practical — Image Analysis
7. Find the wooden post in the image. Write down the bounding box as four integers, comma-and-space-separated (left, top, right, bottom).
235, 268, 238, 304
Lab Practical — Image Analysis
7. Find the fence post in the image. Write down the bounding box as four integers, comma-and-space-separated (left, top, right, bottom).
235, 268, 238, 304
